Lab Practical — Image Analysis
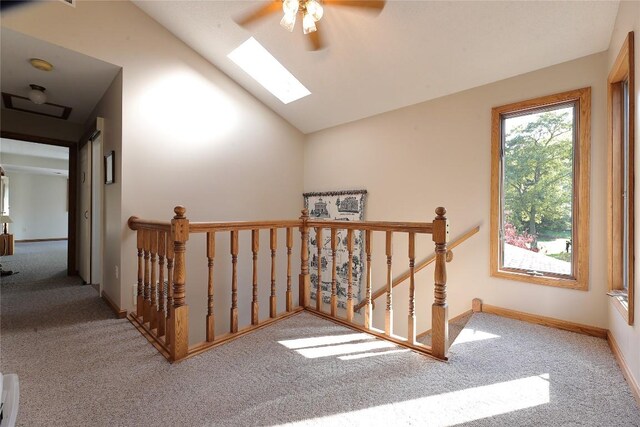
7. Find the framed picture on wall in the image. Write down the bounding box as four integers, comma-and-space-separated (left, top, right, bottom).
105, 151, 114, 185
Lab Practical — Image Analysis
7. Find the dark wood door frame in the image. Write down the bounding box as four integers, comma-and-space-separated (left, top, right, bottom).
1, 130, 78, 275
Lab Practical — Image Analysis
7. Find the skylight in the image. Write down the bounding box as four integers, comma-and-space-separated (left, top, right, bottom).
228, 37, 311, 104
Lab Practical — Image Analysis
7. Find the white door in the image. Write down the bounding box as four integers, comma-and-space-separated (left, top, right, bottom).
78, 141, 91, 284
90, 134, 102, 289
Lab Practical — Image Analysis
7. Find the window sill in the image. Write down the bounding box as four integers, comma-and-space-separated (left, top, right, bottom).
491, 269, 587, 291
608, 291, 631, 324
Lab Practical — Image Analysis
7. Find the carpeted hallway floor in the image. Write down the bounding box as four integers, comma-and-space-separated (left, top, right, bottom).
1, 242, 639, 426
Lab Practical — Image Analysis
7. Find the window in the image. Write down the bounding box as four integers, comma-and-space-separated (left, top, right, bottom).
608, 31, 635, 325
491, 88, 591, 289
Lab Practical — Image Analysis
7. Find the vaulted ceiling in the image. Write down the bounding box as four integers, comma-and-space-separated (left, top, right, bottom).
134, 0, 620, 134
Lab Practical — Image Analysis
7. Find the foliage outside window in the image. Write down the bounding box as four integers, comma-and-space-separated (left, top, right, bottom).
491, 88, 591, 290
608, 31, 634, 325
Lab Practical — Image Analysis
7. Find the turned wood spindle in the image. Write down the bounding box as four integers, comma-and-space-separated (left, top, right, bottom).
230, 229, 239, 333
157, 231, 166, 337
150, 230, 158, 330
408, 232, 416, 345
207, 231, 216, 342
346, 229, 354, 323
385, 231, 393, 336
251, 230, 260, 325
286, 227, 293, 312
136, 230, 144, 318
316, 227, 323, 312
299, 209, 310, 307
143, 229, 151, 324
270, 228, 278, 318
165, 233, 175, 345
364, 229, 373, 329
330, 228, 338, 317
431, 207, 450, 359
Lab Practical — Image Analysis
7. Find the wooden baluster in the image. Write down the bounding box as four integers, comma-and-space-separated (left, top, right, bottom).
207, 231, 216, 342
432, 207, 450, 359
136, 230, 144, 318
165, 234, 175, 346
230, 230, 239, 333
169, 206, 190, 362
364, 229, 373, 329
286, 227, 293, 312
299, 209, 310, 307
157, 231, 166, 337
385, 231, 393, 336
316, 227, 323, 312
251, 230, 259, 325
346, 229, 354, 322
150, 230, 158, 330
330, 228, 338, 317
143, 230, 151, 324
270, 228, 278, 318
408, 232, 416, 345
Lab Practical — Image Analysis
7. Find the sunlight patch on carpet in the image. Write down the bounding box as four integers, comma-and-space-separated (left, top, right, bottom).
451, 328, 501, 346
338, 348, 410, 361
278, 333, 372, 350
281, 373, 550, 426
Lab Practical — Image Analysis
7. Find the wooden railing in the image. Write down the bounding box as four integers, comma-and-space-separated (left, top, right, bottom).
127, 206, 451, 362
354, 225, 480, 312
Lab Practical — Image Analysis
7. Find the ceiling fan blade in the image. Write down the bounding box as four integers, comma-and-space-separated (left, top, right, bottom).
323, 0, 386, 12
234, 1, 282, 27
307, 27, 326, 51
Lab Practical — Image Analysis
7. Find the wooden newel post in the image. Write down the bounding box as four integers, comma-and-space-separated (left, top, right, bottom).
431, 207, 450, 359
299, 209, 310, 308
169, 205, 189, 362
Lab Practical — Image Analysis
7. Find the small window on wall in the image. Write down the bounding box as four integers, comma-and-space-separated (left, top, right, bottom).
490, 88, 591, 290
608, 31, 635, 325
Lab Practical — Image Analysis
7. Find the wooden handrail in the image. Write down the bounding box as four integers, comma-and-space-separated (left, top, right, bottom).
307, 219, 433, 234
127, 216, 172, 231
354, 225, 480, 312
190, 219, 433, 233
127, 205, 458, 362
190, 220, 301, 233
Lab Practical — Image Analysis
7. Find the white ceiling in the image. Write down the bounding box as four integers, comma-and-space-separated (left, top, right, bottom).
134, 0, 620, 134
1, 138, 69, 177
0, 27, 121, 124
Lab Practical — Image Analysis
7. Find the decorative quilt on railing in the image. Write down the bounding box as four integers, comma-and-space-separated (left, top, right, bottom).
304, 190, 367, 308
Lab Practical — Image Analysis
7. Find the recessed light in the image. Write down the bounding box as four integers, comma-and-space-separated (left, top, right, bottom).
228, 37, 311, 104
29, 58, 54, 72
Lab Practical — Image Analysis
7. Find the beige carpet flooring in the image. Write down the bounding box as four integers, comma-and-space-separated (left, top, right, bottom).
1, 242, 639, 426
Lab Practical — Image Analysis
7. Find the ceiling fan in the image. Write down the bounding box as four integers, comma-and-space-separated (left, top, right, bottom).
235, 0, 386, 51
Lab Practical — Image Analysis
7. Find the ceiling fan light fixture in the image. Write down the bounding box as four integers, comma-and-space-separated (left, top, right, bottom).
282, 0, 299, 15
280, 11, 297, 32
28, 84, 47, 105
305, 0, 323, 22
302, 12, 317, 34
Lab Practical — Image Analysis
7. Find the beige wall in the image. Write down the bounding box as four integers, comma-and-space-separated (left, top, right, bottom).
2, 0, 305, 340
7, 171, 68, 240
0, 108, 83, 142
84, 71, 123, 308
606, 0, 640, 397
305, 52, 608, 336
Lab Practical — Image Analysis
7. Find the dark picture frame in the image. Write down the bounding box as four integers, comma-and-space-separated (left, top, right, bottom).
105, 151, 115, 185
